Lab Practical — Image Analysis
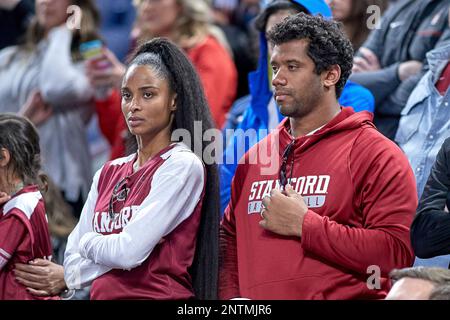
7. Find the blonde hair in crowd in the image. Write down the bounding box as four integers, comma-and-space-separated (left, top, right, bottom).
134, 0, 232, 56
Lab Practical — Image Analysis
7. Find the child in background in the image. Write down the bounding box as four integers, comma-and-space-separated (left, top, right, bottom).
0, 113, 57, 300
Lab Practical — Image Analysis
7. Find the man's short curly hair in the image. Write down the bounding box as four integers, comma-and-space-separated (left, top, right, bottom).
267, 12, 353, 98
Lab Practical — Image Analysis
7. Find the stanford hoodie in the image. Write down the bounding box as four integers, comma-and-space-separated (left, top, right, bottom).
219, 107, 417, 300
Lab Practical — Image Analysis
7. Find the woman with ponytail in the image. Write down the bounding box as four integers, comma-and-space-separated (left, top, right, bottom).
0, 113, 57, 300
12, 38, 219, 301
59, 38, 219, 300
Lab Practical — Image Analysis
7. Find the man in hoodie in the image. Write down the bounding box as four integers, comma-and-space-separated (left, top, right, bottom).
219, 13, 417, 300
220, 0, 375, 215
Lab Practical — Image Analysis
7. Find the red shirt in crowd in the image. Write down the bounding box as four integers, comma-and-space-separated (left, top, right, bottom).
185, 35, 237, 128
436, 62, 450, 95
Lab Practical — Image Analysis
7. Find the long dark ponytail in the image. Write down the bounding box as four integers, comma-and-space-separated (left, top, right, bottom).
128, 38, 220, 299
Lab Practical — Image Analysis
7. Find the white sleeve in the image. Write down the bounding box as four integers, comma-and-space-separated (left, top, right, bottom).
78, 151, 205, 270
63, 167, 112, 290
39, 25, 94, 110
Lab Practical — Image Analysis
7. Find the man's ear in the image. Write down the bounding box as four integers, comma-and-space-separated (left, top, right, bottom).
322, 64, 341, 89
0, 148, 10, 168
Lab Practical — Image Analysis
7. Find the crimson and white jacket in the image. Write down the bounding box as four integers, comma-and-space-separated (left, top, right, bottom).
64, 143, 205, 299
0, 186, 56, 300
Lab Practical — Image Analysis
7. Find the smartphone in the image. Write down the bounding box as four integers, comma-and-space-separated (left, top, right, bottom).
79, 39, 103, 61
80, 39, 112, 71
80, 40, 112, 99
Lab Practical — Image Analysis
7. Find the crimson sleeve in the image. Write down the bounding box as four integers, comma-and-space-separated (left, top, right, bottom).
187, 39, 237, 128
95, 89, 125, 146
194, 52, 224, 128
301, 128, 417, 276
0, 214, 27, 270
95, 89, 127, 158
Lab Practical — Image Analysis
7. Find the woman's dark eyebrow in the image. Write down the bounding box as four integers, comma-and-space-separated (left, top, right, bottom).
139, 85, 159, 90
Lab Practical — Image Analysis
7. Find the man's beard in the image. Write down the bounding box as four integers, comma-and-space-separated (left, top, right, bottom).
279, 98, 316, 119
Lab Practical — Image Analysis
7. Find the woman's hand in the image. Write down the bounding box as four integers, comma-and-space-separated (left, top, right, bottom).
85, 48, 126, 90
14, 259, 66, 297
18, 91, 53, 126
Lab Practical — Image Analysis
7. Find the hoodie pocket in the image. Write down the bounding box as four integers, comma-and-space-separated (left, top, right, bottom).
247, 274, 328, 299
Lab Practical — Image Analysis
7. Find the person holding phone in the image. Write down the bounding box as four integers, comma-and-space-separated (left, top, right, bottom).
87, 0, 237, 140
0, 0, 101, 218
